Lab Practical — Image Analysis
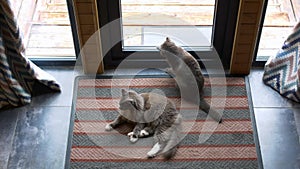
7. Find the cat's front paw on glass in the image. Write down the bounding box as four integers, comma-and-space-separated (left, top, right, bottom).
164, 68, 173, 74
127, 132, 139, 143
105, 124, 113, 131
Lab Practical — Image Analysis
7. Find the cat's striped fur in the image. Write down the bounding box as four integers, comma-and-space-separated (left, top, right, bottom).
105, 89, 182, 159
158, 37, 222, 123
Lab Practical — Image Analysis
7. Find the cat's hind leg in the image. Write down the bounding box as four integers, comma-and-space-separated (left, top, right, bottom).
147, 142, 163, 158
146, 126, 170, 158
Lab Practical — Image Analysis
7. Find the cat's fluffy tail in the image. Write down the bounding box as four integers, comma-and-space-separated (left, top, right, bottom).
162, 138, 178, 160
161, 115, 182, 160
200, 99, 222, 123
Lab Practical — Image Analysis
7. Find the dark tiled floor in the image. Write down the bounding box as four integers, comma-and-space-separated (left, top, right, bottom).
249, 69, 300, 169
0, 67, 299, 169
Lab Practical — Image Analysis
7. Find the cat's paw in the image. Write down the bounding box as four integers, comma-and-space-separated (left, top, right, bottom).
105, 124, 113, 131
127, 131, 134, 137
147, 151, 156, 158
127, 132, 138, 143
147, 143, 161, 158
129, 136, 138, 143
139, 129, 149, 137
164, 68, 172, 74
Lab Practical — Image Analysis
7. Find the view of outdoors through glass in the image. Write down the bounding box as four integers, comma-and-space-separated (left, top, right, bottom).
11, 0, 75, 59
121, 0, 215, 48
11, 0, 299, 60
257, 0, 299, 61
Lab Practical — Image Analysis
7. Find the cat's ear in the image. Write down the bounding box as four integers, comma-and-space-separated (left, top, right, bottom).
121, 89, 128, 96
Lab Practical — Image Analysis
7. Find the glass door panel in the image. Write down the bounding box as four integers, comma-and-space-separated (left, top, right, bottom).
11, 0, 76, 60
98, 0, 239, 68
256, 0, 299, 62
121, 0, 215, 49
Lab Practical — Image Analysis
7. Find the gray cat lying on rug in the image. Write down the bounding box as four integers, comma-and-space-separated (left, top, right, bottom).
105, 89, 182, 159
158, 37, 222, 123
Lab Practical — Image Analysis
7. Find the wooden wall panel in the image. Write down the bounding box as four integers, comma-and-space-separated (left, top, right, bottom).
73, 0, 104, 74
230, 0, 264, 74
76, 3, 93, 14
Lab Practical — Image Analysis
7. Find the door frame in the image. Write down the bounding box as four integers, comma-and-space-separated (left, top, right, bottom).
252, 0, 269, 67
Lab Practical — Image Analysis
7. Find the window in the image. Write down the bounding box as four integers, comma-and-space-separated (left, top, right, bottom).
98, 0, 239, 69
11, 0, 78, 62
121, 0, 214, 48
254, 0, 299, 64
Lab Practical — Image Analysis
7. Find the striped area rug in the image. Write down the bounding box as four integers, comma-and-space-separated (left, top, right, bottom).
66, 76, 261, 169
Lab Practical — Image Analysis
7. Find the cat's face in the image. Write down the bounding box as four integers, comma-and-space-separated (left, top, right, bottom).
158, 37, 179, 57
119, 89, 144, 122
119, 89, 142, 111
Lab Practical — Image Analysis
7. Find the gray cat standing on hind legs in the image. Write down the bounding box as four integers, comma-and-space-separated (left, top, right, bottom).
157, 37, 222, 123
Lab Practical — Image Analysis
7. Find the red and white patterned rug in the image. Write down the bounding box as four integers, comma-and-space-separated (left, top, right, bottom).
65, 75, 262, 168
